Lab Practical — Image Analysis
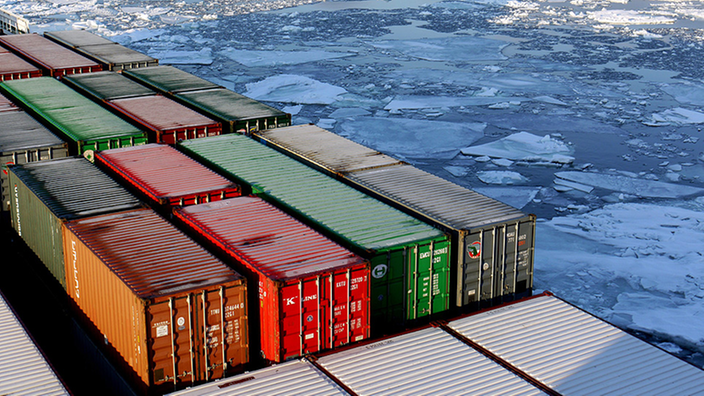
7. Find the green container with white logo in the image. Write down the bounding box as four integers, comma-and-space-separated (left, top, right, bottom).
178, 134, 451, 335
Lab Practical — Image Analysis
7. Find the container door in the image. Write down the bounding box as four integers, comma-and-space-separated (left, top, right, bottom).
345, 267, 370, 344
406, 241, 451, 321
461, 229, 495, 307
514, 219, 535, 298
370, 250, 406, 335
279, 277, 325, 361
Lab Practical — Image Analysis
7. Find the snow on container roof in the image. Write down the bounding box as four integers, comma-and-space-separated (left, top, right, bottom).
0, 292, 70, 396
315, 326, 546, 396
64, 208, 243, 298
0, 111, 64, 153
0, 77, 147, 152
124, 65, 221, 94
43, 29, 115, 48
63, 71, 156, 101
9, 157, 142, 220
175, 196, 366, 280
107, 95, 220, 132
176, 88, 290, 122
0, 52, 42, 80
178, 134, 446, 252
95, 144, 240, 206
0, 33, 101, 77
166, 359, 349, 396
447, 294, 704, 396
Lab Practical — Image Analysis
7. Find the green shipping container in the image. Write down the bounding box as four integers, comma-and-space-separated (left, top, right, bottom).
8, 157, 142, 289
178, 134, 451, 335
0, 77, 148, 155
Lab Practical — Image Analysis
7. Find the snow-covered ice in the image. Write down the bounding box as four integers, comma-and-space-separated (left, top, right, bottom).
244, 75, 347, 105
555, 171, 704, 198
461, 132, 575, 164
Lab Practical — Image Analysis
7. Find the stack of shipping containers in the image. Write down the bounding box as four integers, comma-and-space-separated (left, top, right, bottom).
253, 124, 536, 309
0, 33, 101, 77
178, 134, 452, 336
64, 72, 223, 144
0, 92, 18, 112
124, 66, 291, 133
43, 29, 158, 71
0, 77, 148, 155
0, 46, 42, 81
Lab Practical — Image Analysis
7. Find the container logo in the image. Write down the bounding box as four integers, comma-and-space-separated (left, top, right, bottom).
71, 241, 80, 299
13, 185, 21, 236
467, 241, 482, 259
372, 264, 388, 279
2, 161, 14, 175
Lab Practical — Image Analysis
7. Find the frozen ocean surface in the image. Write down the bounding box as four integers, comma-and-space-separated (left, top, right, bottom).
3, 0, 704, 367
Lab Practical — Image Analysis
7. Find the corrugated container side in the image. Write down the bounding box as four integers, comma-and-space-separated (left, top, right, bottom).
173, 197, 370, 363
165, 359, 349, 396
94, 144, 241, 207
1, 111, 69, 211
63, 71, 156, 101
314, 326, 546, 396
174, 89, 291, 134
447, 294, 704, 396
0, 33, 102, 77
0, 52, 43, 81
0, 77, 148, 155
0, 291, 71, 396
123, 65, 221, 94
62, 208, 249, 394
7, 158, 142, 289
177, 135, 452, 334
105, 95, 222, 144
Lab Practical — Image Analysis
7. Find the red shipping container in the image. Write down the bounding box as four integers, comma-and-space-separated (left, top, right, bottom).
0, 52, 43, 81
62, 208, 248, 394
174, 197, 370, 364
95, 144, 241, 207
0, 33, 101, 77
105, 95, 222, 144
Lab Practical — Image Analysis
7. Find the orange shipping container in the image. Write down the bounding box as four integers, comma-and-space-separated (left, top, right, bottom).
62, 208, 248, 395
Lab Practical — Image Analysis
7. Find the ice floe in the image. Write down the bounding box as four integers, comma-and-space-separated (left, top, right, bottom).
219, 48, 353, 67
244, 75, 347, 105
461, 131, 575, 164
555, 171, 704, 198
366, 37, 509, 62
477, 170, 529, 185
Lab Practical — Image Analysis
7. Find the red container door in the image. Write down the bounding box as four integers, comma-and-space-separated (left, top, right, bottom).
331, 268, 370, 348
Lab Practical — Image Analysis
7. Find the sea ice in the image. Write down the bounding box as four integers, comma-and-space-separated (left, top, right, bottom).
477, 170, 529, 185
473, 186, 540, 209
588, 10, 676, 25
366, 37, 509, 62
244, 75, 347, 105
461, 131, 575, 164
148, 48, 213, 65
219, 48, 353, 67
649, 108, 704, 125
384, 96, 529, 111
555, 171, 704, 198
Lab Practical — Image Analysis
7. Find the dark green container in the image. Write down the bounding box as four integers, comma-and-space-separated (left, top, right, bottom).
8, 157, 142, 289
0, 77, 148, 155
178, 134, 451, 334
63, 71, 156, 101
124, 66, 291, 133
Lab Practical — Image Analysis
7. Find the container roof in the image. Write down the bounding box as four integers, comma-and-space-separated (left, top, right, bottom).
0, 111, 64, 153
178, 134, 446, 252
0, 52, 41, 75
75, 43, 157, 64
43, 30, 115, 48
176, 197, 366, 281
95, 144, 238, 201
65, 208, 243, 298
0, 77, 145, 141
108, 95, 219, 131
63, 71, 155, 101
177, 88, 288, 121
316, 326, 545, 395
124, 65, 220, 94
448, 294, 704, 395
0, 92, 19, 113
9, 157, 142, 220
0, 293, 70, 396
0, 33, 100, 70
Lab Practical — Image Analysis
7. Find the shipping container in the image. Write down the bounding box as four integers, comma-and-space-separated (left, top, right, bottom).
8, 157, 142, 289
63, 71, 156, 101
123, 66, 291, 133
0, 91, 18, 112
0, 110, 69, 211
253, 125, 535, 309
0, 51, 43, 81
173, 197, 370, 364
313, 326, 546, 396
178, 134, 451, 335
167, 359, 349, 396
94, 144, 241, 207
44, 29, 158, 71
0, 290, 71, 396
0, 33, 101, 77
62, 208, 249, 394
446, 293, 704, 395
0, 77, 148, 155
105, 95, 222, 144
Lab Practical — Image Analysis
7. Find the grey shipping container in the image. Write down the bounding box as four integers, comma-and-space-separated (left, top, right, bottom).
8, 157, 142, 289
0, 110, 69, 212
253, 125, 536, 308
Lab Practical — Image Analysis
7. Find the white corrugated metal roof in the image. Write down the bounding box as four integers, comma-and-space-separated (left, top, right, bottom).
315, 326, 546, 396
0, 293, 69, 395
166, 359, 349, 396
448, 294, 704, 396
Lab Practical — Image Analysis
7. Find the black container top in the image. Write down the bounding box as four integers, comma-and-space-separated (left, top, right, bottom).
63, 71, 156, 101
124, 65, 221, 94
43, 29, 115, 48
0, 111, 65, 153
76, 44, 157, 66
9, 157, 143, 220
